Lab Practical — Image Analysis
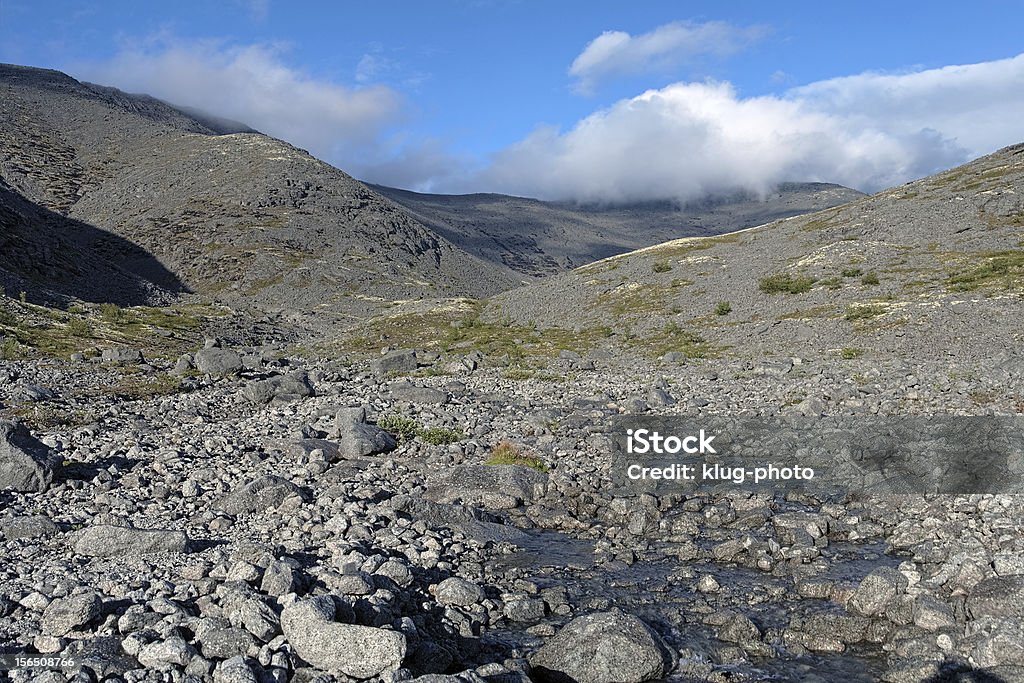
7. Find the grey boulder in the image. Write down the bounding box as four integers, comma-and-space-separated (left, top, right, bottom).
426, 464, 548, 510
242, 371, 314, 404
41, 592, 102, 636
370, 349, 419, 377
73, 525, 188, 556
280, 595, 406, 678
215, 475, 305, 516
338, 422, 397, 459
529, 610, 677, 683
0, 421, 60, 492
194, 347, 243, 376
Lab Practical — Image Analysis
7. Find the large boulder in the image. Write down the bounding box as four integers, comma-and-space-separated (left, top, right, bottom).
281, 595, 406, 678
426, 464, 548, 510
73, 525, 189, 556
338, 423, 398, 459
242, 371, 314, 404
529, 610, 677, 683
194, 348, 243, 376
100, 347, 143, 364
968, 576, 1024, 619
0, 421, 60, 492
215, 475, 305, 516
848, 567, 909, 617
41, 592, 102, 636
370, 349, 418, 377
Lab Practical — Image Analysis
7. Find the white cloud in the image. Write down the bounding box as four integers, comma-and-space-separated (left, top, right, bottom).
72, 38, 403, 168
569, 20, 766, 95
459, 54, 1024, 202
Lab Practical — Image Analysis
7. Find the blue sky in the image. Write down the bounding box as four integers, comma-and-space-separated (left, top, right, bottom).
2, 0, 1023, 200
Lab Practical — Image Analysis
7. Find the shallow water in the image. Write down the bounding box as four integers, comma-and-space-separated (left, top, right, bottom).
490, 524, 898, 681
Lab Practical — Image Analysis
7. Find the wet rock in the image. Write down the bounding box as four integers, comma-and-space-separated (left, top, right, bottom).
529, 609, 677, 683
848, 567, 908, 617
0, 420, 60, 492
73, 525, 189, 556
280, 595, 406, 678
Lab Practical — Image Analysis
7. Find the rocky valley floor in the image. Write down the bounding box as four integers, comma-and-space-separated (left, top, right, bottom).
2, 339, 1024, 683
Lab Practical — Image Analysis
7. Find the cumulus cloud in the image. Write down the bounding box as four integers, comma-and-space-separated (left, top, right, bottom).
72, 38, 403, 167
569, 20, 767, 95
463, 53, 1024, 202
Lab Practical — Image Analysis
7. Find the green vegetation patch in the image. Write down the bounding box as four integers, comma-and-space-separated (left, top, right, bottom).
845, 303, 887, 321
759, 272, 817, 294
484, 441, 549, 472
946, 250, 1024, 292
644, 322, 721, 359
377, 413, 465, 445
714, 301, 732, 316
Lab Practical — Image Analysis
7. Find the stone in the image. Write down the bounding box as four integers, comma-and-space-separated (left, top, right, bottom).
529, 610, 677, 683
389, 381, 448, 405
214, 656, 261, 683
280, 596, 406, 678
434, 577, 485, 607
215, 475, 305, 515
100, 347, 143, 364
426, 464, 548, 510
40, 592, 102, 636
1, 514, 58, 540
504, 597, 545, 622
337, 422, 397, 458
137, 637, 197, 670
848, 567, 908, 617
194, 348, 243, 376
370, 349, 418, 377
73, 525, 189, 556
242, 371, 314, 404
0, 420, 60, 492
968, 576, 1024, 618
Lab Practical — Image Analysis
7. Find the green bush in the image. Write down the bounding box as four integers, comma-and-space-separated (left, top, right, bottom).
99, 302, 126, 323
66, 318, 93, 338
652, 260, 672, 273
759, 273, 817, 294
841, 268, 863, 278
839, 347, 864, 359
860, 272, 880, 286
714, 301, 732, 316
377, 414, 419, 443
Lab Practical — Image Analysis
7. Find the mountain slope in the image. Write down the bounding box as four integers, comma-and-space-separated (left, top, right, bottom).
0, 64, 520, 323
371, 182, 864, 277
479, 143, 1024, 363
